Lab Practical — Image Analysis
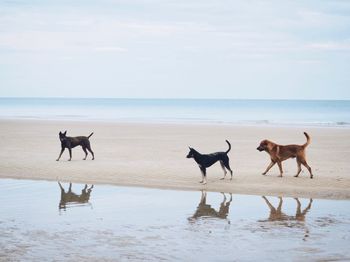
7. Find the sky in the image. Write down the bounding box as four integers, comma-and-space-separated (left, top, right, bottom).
0, 0, 350, 99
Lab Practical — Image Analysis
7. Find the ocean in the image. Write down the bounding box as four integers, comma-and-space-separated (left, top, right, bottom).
0, 98, 349, 127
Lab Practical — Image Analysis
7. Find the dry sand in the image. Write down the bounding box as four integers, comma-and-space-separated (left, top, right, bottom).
0, 119, 349, 199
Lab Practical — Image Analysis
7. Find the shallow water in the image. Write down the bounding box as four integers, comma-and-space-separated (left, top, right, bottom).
1, 98, 350, 126
0, 179, 350, 261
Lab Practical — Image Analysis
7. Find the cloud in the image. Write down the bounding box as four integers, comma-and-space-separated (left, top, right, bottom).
307, 41, 350, 51
94, 46, 128, 52
1, 0, 350, 99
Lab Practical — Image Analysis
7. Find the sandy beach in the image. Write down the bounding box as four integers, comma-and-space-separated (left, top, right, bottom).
0, 119, 349, 199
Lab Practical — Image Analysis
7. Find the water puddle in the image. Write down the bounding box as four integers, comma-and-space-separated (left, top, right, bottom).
0, 179, 350, 261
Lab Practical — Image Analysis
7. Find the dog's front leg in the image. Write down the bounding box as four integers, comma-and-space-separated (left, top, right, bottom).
56, 148, 65, 161
200, 190, 207, 203
199, 166, 207, 184
199, 172, 204, 183
202, 168, 207, 185
68, 147, 72, 161
277, 161, 283, 177
58, 181, 64, 192
262, 161, 275, 175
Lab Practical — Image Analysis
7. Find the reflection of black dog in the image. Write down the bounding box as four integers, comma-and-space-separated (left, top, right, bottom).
58, 182, 94, 210
56, 131, 95, 161
189, 191, 232, 221
186, 140, 233, 184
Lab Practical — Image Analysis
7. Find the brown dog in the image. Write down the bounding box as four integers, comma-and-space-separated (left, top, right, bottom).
257, 132, 313, 178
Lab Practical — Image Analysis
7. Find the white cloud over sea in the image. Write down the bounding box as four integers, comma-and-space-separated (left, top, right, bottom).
0, 0, 349, 99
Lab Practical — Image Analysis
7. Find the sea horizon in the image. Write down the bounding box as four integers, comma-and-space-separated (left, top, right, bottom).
1, 96, 350, 101
1, 97, 349, 127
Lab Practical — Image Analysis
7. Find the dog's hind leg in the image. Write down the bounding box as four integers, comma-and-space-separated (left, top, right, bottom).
221, 192, 227, 203
219, 161, 227, 180
223, 158, 233, 180
300, 159, 313, 179
82, 147, 88, 160
294, 159, 302, 177
87, 145, 94, 160
262, 161, 275, 175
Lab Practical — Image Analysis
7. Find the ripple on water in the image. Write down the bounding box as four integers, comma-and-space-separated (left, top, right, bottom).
0, 178, 350, 261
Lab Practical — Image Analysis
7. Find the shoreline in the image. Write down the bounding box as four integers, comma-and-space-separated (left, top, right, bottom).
1, 117, 350, 129
1, 175, 349, 201
1, 119, 350, 200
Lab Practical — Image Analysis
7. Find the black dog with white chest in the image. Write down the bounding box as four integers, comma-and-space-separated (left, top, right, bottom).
186, 140, 233, 185
56, 131, 95, 161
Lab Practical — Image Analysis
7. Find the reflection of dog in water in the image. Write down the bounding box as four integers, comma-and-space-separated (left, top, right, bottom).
261, 196, 313, 222
189, 191, 232, 222
58, 182, 94, 210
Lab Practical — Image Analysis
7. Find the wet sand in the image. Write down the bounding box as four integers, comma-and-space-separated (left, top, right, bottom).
1, 179, 350, 261
0, 119, 350, 199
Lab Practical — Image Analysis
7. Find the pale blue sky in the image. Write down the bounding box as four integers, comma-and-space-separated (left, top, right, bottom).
0, 0, 350, 99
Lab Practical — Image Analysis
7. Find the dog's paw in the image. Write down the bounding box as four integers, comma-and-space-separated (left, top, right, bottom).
262, 173, 266, 176
56, 159, 59, 161
220, 177, 225, 180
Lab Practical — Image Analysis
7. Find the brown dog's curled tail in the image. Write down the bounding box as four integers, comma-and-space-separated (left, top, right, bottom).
303, 132, 310, 147
225, 140, 231, 154
88, 132, 94, 139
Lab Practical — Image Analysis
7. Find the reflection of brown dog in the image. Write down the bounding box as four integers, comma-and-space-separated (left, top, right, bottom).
262, 196, 313, 222
257, 132, 313, 178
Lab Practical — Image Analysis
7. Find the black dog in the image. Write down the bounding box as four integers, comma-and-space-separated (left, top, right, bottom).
56, 131, 95, 161
186, 140, 233, 184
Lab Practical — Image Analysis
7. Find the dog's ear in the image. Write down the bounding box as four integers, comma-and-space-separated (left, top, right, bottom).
63, 131, 67, 136
188, 146, 192, 150
59, 131, 62, 135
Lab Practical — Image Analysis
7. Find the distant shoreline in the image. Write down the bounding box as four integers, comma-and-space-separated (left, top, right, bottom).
1, 97, 350, 101
1, 117, 350, 129
1, 97, 349, 127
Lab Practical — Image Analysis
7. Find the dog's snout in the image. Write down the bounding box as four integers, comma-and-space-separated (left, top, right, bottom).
257, 146, 263, 151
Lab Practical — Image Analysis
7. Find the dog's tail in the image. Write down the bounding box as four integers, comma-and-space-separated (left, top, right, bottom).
88, 132, 94, 139
225, 140, 231, 154
302, 132, 310, 148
